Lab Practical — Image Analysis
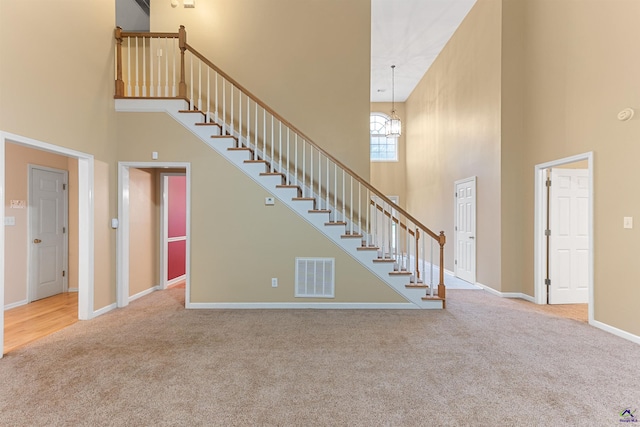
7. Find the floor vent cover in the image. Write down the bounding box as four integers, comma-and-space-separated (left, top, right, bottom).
295, 257, 335, 298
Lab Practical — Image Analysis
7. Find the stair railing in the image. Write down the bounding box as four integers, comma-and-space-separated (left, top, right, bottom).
114, 26, 447, 300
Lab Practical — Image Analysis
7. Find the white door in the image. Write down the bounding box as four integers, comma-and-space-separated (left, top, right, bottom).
455, 178, 476, 283
30, 167, 67, 301
549, 168, 589, 304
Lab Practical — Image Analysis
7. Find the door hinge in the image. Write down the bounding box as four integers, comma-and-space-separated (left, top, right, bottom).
63, 183, 67, 190
62, 270, 66, 277
545, 229, 551, 236
455, 259, 458, 265
63, 227, 66, 234
455, 226, 458, 231
544, 278, 551, 286
455, 192, 458, 197
546, 178, 551, 187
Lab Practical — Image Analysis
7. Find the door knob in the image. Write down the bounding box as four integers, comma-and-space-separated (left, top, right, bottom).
33, 239, 42, 244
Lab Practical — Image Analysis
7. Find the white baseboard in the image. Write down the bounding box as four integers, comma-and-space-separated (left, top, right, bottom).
129, 286, 159, 302
591, 319, 640, 345
93, 302, 117, 317
166, 275, 186, 287
187, 302, 419, 310
67, 288, 79, 292
4, 299, 28, 311
475, 282, 535, 303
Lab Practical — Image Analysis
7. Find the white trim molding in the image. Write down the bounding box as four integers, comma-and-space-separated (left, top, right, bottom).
188, 302, 420, 310
129, 286, 159, 303
475, 282, 536, 303
93, 303, 117, 317
591, 320, 640, 345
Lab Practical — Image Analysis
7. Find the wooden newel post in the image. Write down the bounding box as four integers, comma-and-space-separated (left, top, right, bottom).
178, 25, 187, 98
114, 27, 125, 97
438, 231, 446, 303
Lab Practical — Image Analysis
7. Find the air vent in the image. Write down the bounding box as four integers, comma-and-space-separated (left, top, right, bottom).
295, 258, 335, 298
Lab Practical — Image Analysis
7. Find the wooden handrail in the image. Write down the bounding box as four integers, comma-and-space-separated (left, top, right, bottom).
184, 41, 443, 243
113, 26, 447, 298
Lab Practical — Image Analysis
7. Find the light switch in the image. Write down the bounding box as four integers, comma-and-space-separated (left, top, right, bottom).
265, 197, 275, 206
624, 217, 633, 229
152, 151, 158, 160
4, 216, 15, 226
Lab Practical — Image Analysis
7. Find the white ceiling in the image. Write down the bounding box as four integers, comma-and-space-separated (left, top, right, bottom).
371, 0, 477, 103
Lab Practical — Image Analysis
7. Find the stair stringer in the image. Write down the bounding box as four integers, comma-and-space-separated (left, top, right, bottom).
115, 98, 443, 309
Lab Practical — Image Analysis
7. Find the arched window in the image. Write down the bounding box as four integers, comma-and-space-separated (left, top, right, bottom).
370, 113, 398, 162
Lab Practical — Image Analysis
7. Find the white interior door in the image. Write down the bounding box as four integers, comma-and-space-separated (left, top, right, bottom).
549, 168, 589, 304
455, 177, 476, 283
30, 167, 68, 301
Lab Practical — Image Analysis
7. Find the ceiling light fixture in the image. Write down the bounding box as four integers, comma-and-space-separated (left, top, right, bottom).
385, 65, 401, 138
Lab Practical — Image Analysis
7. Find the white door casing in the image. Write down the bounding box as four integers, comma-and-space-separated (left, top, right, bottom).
548, 168, 589, 304
29, 166, 68, 301
454, 177, 476, 284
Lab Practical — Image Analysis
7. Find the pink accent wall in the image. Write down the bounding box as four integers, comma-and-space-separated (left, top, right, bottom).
168, 175, 186, 238
168, 240, 186, 280
167, 175, 186, 281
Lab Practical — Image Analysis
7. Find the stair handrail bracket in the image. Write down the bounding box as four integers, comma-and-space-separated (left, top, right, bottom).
113, 26, 447, 303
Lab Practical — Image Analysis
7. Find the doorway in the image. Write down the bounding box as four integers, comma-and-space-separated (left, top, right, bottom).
454, 177, 476, 284
161, 173, 187, 289
1, 131, 95, 358
117, 162, 190, 308
534, 153, 593, 323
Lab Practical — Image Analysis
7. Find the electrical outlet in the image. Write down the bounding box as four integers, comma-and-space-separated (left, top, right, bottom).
271, 278, 278, 288
265, 197, 275, 206
624, 217, 633, 229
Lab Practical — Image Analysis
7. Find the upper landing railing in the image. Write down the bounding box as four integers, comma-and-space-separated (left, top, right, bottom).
114, 26, 447, 300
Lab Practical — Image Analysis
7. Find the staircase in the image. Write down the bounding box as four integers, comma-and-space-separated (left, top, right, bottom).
114, 26, 447, 309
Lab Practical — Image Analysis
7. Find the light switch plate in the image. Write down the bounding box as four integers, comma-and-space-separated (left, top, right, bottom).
4, 216, 16, 226
624, 217, 633, 229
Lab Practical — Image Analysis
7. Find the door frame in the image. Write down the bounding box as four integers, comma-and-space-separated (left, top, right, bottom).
1, 131, 95, 359
534, 152, 593, 322
117, 162, 191, 308
454, 176, 477, 284
160, 172, 187, 289
28, 165, 69, 302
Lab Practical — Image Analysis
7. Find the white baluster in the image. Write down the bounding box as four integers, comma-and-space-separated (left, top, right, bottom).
294, 135, 298, 187
246, 97, 250, 150
206, 68, 210, 122
326, 157, 329, 212
365, 189, 370, 246
350, 177, 353, 235
156, 38, 161, 97
254, 103, 258, 154
342, 170, 345, 223
302, 142, 306, 196
263, 109, 266, 162
150, 38, 154, 97
286, 129, 290, 183
127, 37, 132, 96
279, 122, 282, 173
270, 116, 274, 171
334, 165, 337, 222
164, 38, 169, 96
197, 60, 202, 111
215, 72, 219, 123
230, 85, 234, 136
142, 38, 147, 97
189, 54, 193, 109
317, 151, 321, 206
134, 37, 139, 97
429, 236, 434, 296
310, 147, 314, 201
172, 38, 176, 97
238, 92, 242, 145
222, 79, 226, 134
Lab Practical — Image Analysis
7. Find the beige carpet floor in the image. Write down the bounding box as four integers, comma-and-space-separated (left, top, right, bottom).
0, 287, 638, 426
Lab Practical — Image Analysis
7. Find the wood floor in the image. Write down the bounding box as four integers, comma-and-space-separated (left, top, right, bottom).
3, 292, 78, 355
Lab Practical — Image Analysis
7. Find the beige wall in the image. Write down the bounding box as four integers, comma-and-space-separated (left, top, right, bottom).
406, 0, 640, 337
117, 112, 404, 304
404, 0, 503, 288
150, 0, 371, 180
370, 103, 407, 207
129, 168, 159, 296
517, 0, 640, 335
0, 0, 119, 312
3, 144, 78, 306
